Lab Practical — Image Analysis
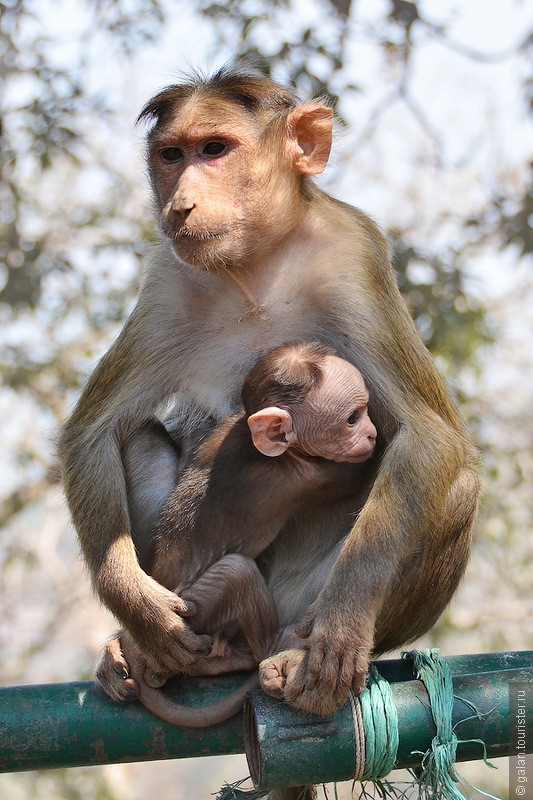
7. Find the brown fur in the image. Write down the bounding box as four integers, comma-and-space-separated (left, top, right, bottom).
59, 68, 479, 796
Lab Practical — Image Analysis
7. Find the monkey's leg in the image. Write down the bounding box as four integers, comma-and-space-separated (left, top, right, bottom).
183, 554, 279, 665
123, 418, 182, 569
373, 464, 480, 653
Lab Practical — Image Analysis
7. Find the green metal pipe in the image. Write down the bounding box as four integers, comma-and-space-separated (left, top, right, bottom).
0, 673, 247, 773
0, 651, 531, 781
244, 651, 533, 792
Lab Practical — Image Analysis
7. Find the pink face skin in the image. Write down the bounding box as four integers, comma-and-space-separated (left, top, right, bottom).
293, 356, 377, 464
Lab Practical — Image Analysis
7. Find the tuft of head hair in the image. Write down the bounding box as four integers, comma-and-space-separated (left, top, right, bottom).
242, 341, 338, 415
137, 64, 299, 134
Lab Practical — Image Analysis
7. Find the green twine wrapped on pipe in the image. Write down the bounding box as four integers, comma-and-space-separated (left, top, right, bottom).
408, 649, 463, 797
358, 663, 399, 780
405, 650, 501, 800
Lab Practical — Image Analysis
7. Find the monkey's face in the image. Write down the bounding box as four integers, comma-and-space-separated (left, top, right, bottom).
148, 98, 299, 271
295, 357, 377, 464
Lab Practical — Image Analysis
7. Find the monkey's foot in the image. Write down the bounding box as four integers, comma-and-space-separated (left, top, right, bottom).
209, 633, 232, 659
259, 648, 307, 702
259, 643, 368, 716
94, 633, 140, 702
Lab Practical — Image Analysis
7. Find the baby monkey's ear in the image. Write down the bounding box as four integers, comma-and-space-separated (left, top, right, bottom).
247, 407, 297, 457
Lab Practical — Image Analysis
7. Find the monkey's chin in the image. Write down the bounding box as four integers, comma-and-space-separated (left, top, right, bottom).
172, 236, 222, 270
334, 449, 374, 464
171, 233, 237, 271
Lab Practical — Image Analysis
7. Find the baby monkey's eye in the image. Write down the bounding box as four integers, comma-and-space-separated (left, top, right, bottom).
347, 411, 359, 425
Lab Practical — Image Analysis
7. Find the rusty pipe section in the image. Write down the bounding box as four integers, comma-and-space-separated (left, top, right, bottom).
0, 673, 247, 773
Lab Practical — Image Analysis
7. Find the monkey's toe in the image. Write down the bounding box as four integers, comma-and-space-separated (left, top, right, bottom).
259, 648, 307, 700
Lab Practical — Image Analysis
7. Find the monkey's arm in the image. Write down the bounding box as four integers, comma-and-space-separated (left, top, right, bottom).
59, 312, 213, 677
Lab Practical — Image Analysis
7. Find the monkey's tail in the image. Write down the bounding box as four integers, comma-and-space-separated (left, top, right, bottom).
137, 671, 259, 727
122, 631, 259, 727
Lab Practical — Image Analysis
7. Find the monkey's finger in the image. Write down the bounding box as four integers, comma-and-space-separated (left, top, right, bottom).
94, 639, 140, 702
351, 669, 368, 698
350, 650, 370, 697
259, 650, 305, 702
104, 635, 125, 664
95, 671, 140, 702
170, 595, 198, 617
282, 653, 310, 705
332, 653, 355, 706
155, 630, 214, 670
164, 615, 214, 654
292, 685, 339, 716
306, 641, 329, 678
310, 647, 339, 693
301, 643, 328, 691
259, 660, 287, 700
291, 651, 348, 716
175, 629, 214, 655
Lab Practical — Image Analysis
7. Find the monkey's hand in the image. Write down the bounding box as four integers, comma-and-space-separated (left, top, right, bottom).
96, 582, 214, 701
124, 579, 215, 678
259, 607, 373, 716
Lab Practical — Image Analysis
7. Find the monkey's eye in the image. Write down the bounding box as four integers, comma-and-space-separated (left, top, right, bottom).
160, 147, 183, 162
347, 411, 359, 425
202, 141, 227, 158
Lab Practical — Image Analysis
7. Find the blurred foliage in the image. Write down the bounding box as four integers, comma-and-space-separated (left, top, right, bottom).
500, 167, 533, 257
391, 235, 490, 370
91, 0, 165, 50
0, 0, 158, 311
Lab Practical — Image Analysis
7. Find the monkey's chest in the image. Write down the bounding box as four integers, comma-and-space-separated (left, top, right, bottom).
175, 295, 320, 419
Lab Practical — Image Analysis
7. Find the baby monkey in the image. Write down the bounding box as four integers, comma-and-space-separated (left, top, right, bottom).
113, 341, 377, 727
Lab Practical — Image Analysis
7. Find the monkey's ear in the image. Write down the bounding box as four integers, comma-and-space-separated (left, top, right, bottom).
247, 407, 296, 457
286, 104, 333, 175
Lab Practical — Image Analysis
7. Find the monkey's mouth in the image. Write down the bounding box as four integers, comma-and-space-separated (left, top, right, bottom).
172, 227, 227, 243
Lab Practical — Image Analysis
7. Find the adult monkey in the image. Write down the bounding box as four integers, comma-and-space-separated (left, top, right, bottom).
59, 68, 479, 733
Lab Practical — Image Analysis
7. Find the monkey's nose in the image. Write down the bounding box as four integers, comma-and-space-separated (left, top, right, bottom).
367, 423, 377, 444
169, 194, 196, 222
